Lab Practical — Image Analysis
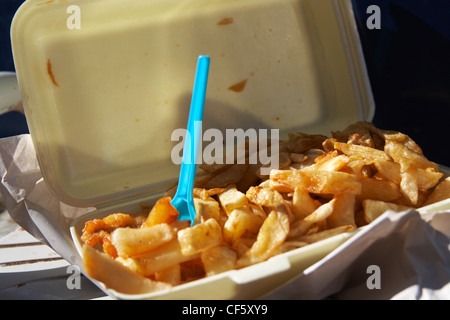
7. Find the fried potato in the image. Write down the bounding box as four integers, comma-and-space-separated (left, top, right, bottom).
82, 245, 171, 294
384, 140, 439, 171
362, 199, 411, 223
327, 193, 356, 228
111, 223, 175, 258
288, 198, 336, 238
141, 197, 179, 228
237, 210, 290, 267
155, 264, 181, 286
373, 159, 402, 184
201, 245, 237, 276
193, 196, 221, 222
292, 187, 320, 220
223, 205, 264, 245
218, 187, 248, 215
117, 239, 200, 276
334, 141, 391, 162
297, 225, 355, 244
359, 177, 402, 202
245, 186, 284, 208
177, 218, 223, 256
424, 177, 450, 205
270, 169, 362, 195
417, 168, 443, 190
400, 167, 419, 205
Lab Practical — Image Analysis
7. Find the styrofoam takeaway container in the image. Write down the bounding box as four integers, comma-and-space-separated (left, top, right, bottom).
11, 0, 386, 299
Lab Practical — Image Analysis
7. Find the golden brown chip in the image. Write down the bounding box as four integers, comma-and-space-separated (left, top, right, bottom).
288, 198, 336, 239
297, 225, 356, 244
373, 159, 402, 184
358, 177, 402, 202
111, 223, 175, 258
424, 177, 450, 206
362, 199, 411, 223
292, 187, 320, 220
218, 186, 248, 215
334, 142, 391, 162
223, 205, 264, 246
384, 140, 439, 171
201, 246, 237, 276
270, 169, 362, 195
117, 239, 200, 276
193, 196, 221, 222
237, 210, 290, 267
82, 245, 172, 294
177, 218, 223, 256
327, 193, 356, 228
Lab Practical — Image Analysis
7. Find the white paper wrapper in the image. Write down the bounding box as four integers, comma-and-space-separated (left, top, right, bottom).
1, 134, 449, 300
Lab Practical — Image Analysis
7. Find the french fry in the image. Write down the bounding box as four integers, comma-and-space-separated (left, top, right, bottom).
327, 193, 356, 228
237, 210, 290, 267
274, 241, 309, 254
345, 159, 371, 178
270, 169, 362, 195
217, 187, 248, 215
111, 223, 175, 258
373, 159, 402, 184
384, 140, 439, 171
201, 245, 237, 276
292, 187, 320, 220
400, 167, 419, 205
193, 196, 221, 222
334, 141, 391, 162
424, 177, 450, 205
223, 205, 264, 245
141, 197, 179, 228
155, 264, 181, 286
362, 199, 411, 223
82, 245, 171, 294
417, 168, 443, 190
288, 198, 336, 238
177, 218, 223, 256
358, 177, 402, 202
245, 186, 285, 207
314, 153, 351, 172
117, 239, 200, 276
297, 225, 355, 244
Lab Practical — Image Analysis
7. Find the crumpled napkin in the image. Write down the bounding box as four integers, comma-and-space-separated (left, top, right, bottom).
1, 134, 449, 300
0, 134, 93, 267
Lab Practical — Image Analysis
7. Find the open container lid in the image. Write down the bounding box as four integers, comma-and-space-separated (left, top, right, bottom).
11, 0, 374, 208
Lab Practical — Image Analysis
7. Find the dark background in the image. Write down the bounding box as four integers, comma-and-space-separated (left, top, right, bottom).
1, 0, 449, 166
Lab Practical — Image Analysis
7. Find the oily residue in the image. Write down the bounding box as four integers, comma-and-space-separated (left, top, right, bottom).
47, 59, 59, 87
217, 17, 234, 26
228, 79, 248, 93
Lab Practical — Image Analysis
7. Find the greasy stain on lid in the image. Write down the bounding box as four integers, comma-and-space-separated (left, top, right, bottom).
228, 79, 248, 93
217, 17, 234, 26
46, 59, 59, 87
